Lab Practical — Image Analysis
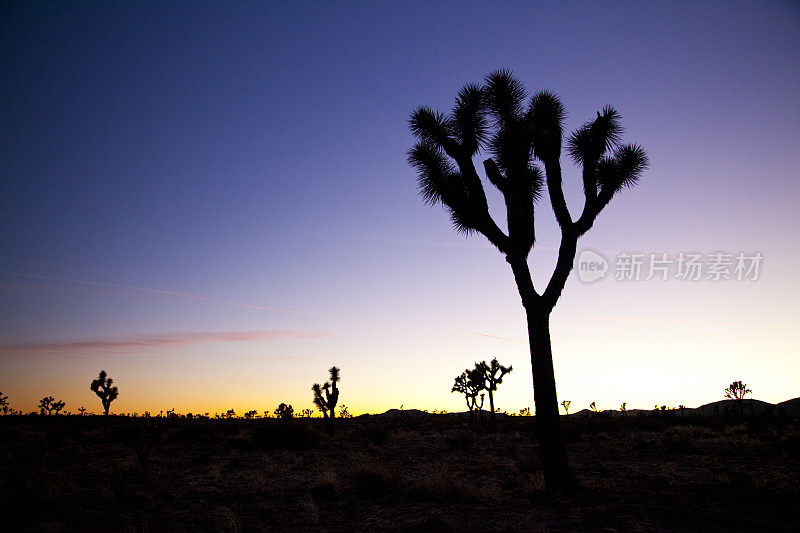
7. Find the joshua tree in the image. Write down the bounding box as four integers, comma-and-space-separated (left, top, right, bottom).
561, 400, 571, 415
90, 370, 119, 416
0, 392, 9, 415
620, 402, 627, 416
311, 366, 341, 419
724, 380, 752, 416
300, 408, 314, 418
244, 410, 258, 419
338, 404, 351, 419
589, 401, 598, 413
275, 403, 294, 419
409, 70, 647, 489
476, 357, 513, 426
39, 396, 65, 415
452, 367, 485, 426
78, 406, 87, 416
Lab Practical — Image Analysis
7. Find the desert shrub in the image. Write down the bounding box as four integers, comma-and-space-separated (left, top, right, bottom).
110, 424, 145, 445
349, 459, 394, 497
309, 468, 338, 499
252, 423, 321, 450
226, 435, 253, 450
408, 468, 482, 503
169, 423, 215, 443
779, 430, 800, 457
663, 426, 701, 454
364, 425, 390, 445
444, 428, 475, 450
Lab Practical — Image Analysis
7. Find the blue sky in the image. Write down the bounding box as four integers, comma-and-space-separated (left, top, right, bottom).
1, 1, 799, 415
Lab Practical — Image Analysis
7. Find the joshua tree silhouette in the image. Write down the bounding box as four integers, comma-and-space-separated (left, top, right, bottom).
476, 357, 513, 427
452, 367, 485, 426
312, 366, 340, 420
409, 70, 647, 489
724, 380, 752, 416
38, 396, 65, 415
561, 400, 571, 415
90, 370, 119, 416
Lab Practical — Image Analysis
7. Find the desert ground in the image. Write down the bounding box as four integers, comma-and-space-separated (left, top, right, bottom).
1, 412, 798, 531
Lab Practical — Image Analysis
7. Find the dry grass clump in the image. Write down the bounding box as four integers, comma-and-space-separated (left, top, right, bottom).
347, 457, 395, 497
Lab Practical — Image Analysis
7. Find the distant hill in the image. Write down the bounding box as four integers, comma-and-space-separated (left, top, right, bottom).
364, 398, 800, 418
776, 397, 800, 416
690, 399, 775, 416
565, 398, 796, 417
375, 408, 431, 418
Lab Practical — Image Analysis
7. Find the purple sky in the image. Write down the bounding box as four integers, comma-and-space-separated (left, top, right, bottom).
2, 1, 799, 415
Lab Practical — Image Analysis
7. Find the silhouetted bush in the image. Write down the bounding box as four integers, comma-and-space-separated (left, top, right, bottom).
252, 423, 321, 450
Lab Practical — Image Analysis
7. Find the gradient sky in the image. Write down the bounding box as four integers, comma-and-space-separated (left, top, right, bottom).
2, 1, 799, 416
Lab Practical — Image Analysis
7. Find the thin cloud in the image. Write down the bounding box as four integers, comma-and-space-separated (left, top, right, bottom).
0, 330, 331, 355
0, 270, 347, 318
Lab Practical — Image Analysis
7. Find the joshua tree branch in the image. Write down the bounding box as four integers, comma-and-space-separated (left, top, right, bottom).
542, 228, 578, 310
543, 160, 572, 230
483, 158, 507, 193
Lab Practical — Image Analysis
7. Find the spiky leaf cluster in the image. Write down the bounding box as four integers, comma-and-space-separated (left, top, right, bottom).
476, 357, 513, 392
409, 69, 648, 264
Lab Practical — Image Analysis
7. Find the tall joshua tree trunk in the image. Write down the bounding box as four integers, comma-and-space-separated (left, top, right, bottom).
408, 70, 647, 490
508, 251, 574, 489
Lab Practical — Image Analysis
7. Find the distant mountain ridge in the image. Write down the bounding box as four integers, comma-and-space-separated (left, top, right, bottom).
369, 397, 800, 418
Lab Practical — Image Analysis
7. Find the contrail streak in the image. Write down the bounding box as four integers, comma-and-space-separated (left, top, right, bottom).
468, 331, 527, 344
0, 270, 348, 318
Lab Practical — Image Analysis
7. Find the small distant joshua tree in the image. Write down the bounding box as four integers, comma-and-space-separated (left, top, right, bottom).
724, 380, 752, 416
476, 357, 513, 427
225, 409, 236, 419
452, 367, 485, 426
90, 370, 119, 416
589, 401, 598, 413
311, 366, 340, 419
39, 396, 65, 415
78, 406, 87, 416
519, 407, 531, 416
244, 410, 258, 419
300, 408, 314, 418
620, 402, 627, 416
561, 400, 571, 415
338, 404, 352, 418
0, 392, 9, 415
275, 403, 294, 419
